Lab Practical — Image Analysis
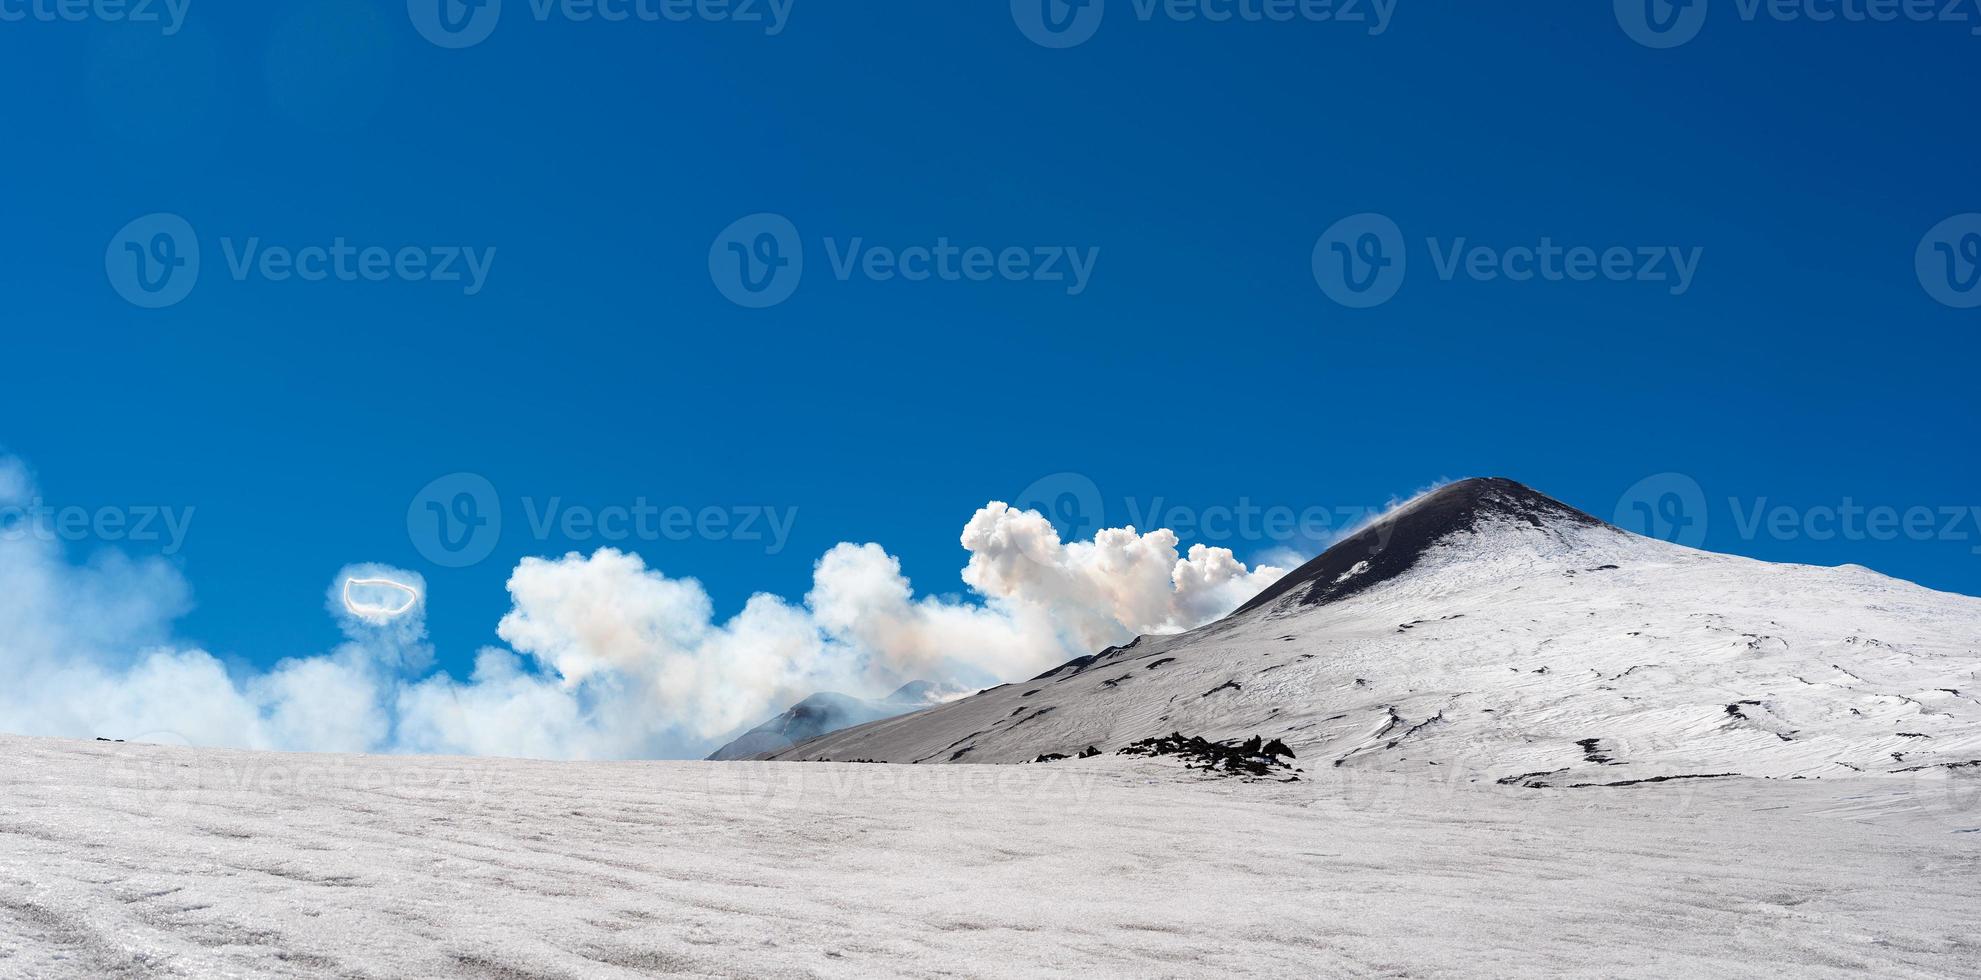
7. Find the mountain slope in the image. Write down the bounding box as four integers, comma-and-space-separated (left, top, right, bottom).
706, 682, 959, 761
766, 479, 1981, 782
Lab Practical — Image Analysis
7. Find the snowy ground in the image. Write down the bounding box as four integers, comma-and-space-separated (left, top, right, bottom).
3, 735, 1978, 978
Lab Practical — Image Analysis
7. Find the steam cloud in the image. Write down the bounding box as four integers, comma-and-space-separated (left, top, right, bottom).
0, 457, 1285, 759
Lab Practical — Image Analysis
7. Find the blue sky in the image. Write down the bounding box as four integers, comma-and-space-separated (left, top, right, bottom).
3, 0, 1978, 687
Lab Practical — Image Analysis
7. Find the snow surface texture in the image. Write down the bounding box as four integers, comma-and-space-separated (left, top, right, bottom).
770, 480, 1981, 782
3, 734, 1979, 979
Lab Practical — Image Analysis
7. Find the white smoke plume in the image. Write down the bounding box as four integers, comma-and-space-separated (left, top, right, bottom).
0, 456, 1283, 760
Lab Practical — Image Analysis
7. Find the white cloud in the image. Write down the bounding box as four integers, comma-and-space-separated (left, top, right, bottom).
964, 504, 1286, 639
0, 457, 1283, 760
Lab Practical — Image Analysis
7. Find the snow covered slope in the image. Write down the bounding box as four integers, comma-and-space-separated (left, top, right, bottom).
707, 682, 961, 761
767, 479, 1981, 783
4, 734, 1978, 979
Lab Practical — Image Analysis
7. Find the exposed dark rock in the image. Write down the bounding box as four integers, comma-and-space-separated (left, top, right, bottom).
1497, 768, 1568, 786
1031, 653, 1101, 681
1117, 733, 1299, 780
1008, 707, 1056, 730
1031, 638, 1148, 681
1892, 759, 1981, 774
1559, 773, 1740, 789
